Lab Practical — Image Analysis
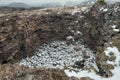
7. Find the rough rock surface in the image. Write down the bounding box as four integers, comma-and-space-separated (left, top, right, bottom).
0, 1, 120, 80
0, 64, 92, 80
0, 12, 74, 64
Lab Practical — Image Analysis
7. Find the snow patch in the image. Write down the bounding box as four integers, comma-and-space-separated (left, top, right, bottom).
113, 29, 120, 32
64, 70, 102, 80
5, 18, 9, 21
66, 36, 74, 40
65, 47, 120, 80
100, 7, 108, 12
76, 31, 82, 35
103, 8, 108, 12
111, 25, 120, 32
57, 12, 60, 14
111, 25, 117, 29
100, 7, 104, 11
75, 20, 78, 23
104, 47, 120, 66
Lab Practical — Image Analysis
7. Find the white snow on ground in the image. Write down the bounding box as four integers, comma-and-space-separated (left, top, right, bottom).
76, 31, 82, 35
105, 47, 120, 67
65, 70, 102, 80
100, 7, 104, 11
111, 25, 120, 32
5, 18, 9, 21
57, 12, 60, 14
113, 29, 120, 32
19, 41, 96, 69
111, 25, 116, 29
65, 46, 120, 80
100, 7, 108, 12
103, 8, 108, 12
66, 36, 74, 41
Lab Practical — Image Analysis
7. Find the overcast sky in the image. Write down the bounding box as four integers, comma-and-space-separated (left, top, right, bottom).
0, 0, 85, 4
0, 0, 120, 5
105, 0, 120, 4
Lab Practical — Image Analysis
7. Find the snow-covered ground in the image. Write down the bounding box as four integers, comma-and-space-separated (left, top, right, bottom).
111, 25, 120, 32
65, 46, 120, 80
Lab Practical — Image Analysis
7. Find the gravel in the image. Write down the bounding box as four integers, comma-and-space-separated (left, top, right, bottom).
19, 41, 96, 69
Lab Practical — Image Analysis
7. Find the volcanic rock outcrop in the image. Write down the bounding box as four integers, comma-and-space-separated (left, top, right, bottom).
0, 2, 120, 79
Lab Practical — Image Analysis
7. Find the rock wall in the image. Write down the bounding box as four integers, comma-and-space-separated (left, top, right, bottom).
0, 2, 120, 79
0, 13, 77, 64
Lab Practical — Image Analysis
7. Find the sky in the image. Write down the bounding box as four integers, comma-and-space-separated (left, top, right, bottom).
0, 0, 120, 5
105, 0, 120, 4
0, 0, 84, 4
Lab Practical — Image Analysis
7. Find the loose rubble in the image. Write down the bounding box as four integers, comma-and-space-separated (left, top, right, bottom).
20, 41, 97, 70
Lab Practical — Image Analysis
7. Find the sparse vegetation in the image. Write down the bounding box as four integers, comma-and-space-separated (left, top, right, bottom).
97, 0, 105, 4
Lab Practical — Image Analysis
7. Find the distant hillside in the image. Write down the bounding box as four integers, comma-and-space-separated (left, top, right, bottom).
35, 2, 63, 8
78, 0, 96, 7
0, 4, 5, 7
0, 2, 62, 8
7, 2, 30, 8
65, 1, 80, 6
